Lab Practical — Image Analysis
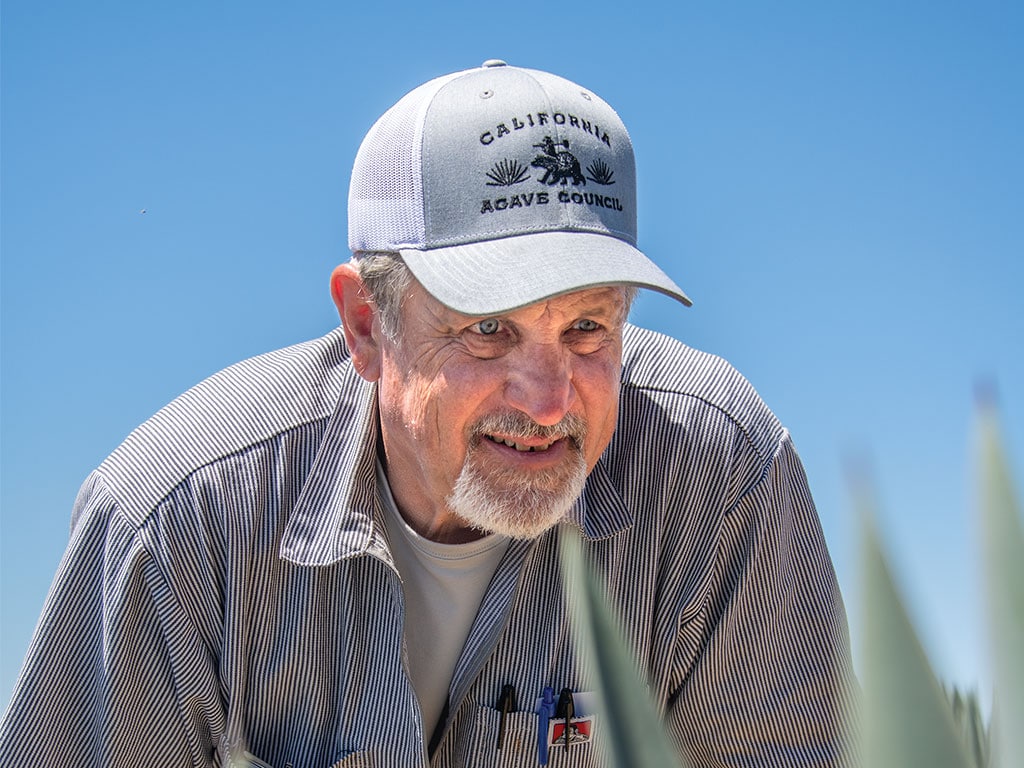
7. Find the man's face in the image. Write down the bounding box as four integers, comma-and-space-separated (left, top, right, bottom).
375, 281, 627, 543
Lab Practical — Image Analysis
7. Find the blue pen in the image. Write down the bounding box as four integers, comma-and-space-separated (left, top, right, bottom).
536, 686, 556, 765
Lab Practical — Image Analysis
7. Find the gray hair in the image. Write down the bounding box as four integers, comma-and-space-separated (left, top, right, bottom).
352, 250, 639, 341
352, 251, 413, 341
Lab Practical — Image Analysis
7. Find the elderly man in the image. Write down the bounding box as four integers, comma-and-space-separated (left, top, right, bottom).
1, 61, 854, 766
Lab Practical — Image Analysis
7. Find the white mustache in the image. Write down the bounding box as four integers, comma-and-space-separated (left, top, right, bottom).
472, 411, 587, 448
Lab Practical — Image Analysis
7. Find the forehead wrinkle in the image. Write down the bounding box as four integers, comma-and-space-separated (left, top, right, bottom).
506, 288, 628, 327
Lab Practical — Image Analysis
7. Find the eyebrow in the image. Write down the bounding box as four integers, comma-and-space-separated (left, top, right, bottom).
575, 295, 630, 321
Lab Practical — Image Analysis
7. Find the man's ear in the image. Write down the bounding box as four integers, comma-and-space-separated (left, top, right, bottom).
330, 262, 382, 382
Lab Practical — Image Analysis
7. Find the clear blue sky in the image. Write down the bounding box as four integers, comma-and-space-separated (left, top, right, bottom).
3, 1, 1022, 710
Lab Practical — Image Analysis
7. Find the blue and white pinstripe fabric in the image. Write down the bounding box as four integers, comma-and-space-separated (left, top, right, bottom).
1, 324, 855, 767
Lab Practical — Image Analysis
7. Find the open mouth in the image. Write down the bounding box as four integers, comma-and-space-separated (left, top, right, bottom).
484, 434, 558, 453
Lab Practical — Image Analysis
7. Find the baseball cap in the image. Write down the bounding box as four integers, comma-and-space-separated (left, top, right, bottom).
348, 59, 691, 315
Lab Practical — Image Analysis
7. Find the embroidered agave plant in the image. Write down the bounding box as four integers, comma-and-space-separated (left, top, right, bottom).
485, 159, 530, 187
585, 159, 616, 185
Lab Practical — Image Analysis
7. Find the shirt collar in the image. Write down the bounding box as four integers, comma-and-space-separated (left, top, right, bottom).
279, 365, 388, 566
568, 459, 634, 540
280, 363, 633, 566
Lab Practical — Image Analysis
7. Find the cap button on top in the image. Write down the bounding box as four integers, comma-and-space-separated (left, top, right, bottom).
481, 59, 507, 68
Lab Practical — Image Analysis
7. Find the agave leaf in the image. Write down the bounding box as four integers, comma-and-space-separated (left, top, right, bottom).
854, 476, 974, 768
975, 396, 1024, 767
559, 528, 682, 767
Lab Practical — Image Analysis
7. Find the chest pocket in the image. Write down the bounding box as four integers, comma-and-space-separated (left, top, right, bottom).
459, 705, 605, 768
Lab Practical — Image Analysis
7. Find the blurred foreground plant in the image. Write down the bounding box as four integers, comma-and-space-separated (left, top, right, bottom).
855, 500, 976, 767
559, 530, 682, 767
852, 393, 1020, 767
975, 394, 1023, 767
946, 686, 990, 768
559, 397, 1020, 767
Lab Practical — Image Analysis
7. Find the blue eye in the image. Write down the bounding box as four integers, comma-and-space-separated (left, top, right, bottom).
575, 319, 600, 331
475, 318, 501, 335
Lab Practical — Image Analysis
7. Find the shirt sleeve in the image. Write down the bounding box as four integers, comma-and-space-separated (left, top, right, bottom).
0, 472, 225, 767
666, 435, 858, 767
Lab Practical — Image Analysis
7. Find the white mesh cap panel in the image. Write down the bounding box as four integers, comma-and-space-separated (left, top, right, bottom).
348, 71, 467, 252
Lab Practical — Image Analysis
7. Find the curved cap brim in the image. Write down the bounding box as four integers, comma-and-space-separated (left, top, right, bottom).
399, 231, 691, 316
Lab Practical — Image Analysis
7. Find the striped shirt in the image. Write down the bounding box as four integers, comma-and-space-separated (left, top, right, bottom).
0, 324, 855, 767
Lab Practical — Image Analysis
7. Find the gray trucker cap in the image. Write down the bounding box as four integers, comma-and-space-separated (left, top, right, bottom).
348, 60, 691, 315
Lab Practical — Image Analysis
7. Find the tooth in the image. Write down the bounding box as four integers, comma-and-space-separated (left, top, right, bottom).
487, 435, 557, 452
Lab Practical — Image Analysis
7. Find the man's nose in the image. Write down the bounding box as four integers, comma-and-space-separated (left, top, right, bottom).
503, 344, 576, 426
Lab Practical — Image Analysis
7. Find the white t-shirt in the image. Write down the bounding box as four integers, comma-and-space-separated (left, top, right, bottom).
377, 461, 510, 740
